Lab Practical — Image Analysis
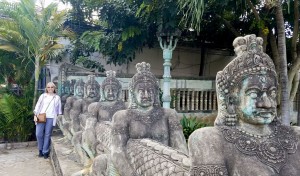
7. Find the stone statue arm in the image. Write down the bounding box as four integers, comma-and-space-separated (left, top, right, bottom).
111, 111, 136, 176
87, 102, 99, 120
188, 127, 229, 176
168, 109, 188, 154
64, 96, 73, 112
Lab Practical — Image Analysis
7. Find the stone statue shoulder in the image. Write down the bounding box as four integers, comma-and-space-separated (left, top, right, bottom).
163, 108, 183, 130
188, 127, 226, 167
88, 102, 100, 114
112, 109, 129, 122
66, 96, 75, 103
163, 107, 177, 116
111, 109, 130, 136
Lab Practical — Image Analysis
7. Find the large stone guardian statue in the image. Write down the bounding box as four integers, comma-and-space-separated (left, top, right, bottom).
58, 79, 84, 141
111, 62, 188, 176
82, 70, 126, 159
70, 75, 100, 166
70, 75, 100, 136
188, 34, 300, 176
79, 70, 126, 175
61, 80, 71, 110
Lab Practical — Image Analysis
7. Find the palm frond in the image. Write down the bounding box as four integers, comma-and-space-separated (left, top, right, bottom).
178, 0, 204, 32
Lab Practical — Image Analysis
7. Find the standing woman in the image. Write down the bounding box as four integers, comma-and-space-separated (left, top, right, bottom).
34, 82, 62, 159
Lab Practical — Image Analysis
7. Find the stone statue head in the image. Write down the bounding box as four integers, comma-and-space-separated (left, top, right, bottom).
100, 70, 122, 101
215, 34, 278, 126
62, 80, 71, 95
128, 62, 161, 109
74, 79, 85, 98
84, 75, 100, 99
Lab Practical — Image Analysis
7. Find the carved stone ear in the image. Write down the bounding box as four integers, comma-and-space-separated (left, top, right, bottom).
226, 95, 238, 114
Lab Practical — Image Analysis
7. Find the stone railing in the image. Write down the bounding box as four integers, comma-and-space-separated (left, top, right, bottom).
121, 89, 217, 112
171, 89, 217, 112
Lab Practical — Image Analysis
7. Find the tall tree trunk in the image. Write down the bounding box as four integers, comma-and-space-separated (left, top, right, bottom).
32, 57, 40, 110
288, 0, 300, 101
269, 32, 281, 105
275, 1, 290, 125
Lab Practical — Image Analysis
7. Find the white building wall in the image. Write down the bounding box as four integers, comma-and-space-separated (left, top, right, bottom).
48, 39, 234, 85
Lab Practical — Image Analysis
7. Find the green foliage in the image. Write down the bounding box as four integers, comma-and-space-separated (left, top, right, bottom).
75, 56, 105, 72
0, 84, 35, 142
64, 0, 193, 66
0, 50, 34, 87
0, 0, 74, 107
178, 0, 205, 32
180, 114, 208, 141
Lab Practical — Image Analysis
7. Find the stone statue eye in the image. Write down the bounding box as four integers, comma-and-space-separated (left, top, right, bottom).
247, 90, 258, 98
270, 90, 277, 98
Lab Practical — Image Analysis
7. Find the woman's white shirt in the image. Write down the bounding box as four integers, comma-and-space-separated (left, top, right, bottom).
40, 94, 56, 118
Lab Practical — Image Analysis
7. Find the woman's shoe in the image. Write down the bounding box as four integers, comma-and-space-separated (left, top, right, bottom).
43, 153, 49, 159
38, 150, 43, 157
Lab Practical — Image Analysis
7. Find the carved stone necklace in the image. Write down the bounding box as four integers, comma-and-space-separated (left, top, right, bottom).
219, 124, 298, 173
128, 108, 164, 125
99, 101, 126, 118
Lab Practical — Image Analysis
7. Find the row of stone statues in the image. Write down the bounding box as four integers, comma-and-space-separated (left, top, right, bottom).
57, 34, 300, 176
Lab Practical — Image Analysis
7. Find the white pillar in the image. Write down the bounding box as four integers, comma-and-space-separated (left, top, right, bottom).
158, 36, 178, 108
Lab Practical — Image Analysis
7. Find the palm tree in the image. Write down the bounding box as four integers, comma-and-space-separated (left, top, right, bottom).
0, 0, 73, 108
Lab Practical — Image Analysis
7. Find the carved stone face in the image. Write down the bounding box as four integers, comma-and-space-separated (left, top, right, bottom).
75, 85, 84, 97
133, 82, 155, 108
236, 74, 277, 125
64, 85, 70, 94
103, 85, 118, 101
86, 84, 98, 98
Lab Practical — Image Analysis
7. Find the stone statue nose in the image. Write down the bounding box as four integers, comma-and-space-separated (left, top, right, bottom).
257, 92, 272, 108
143, 90, 149, 97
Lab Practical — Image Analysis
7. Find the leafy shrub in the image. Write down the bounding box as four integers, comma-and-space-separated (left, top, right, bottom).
0, 87, 35, 142
180, 114, 210, 141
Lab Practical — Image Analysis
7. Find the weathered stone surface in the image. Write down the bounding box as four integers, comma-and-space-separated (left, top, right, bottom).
51, 134, 82, 176
57, 78, 85, 141
127, 139, 190, 176
68, 71, 126, 175
111, 62, 188, 176
188, 34, 300, 176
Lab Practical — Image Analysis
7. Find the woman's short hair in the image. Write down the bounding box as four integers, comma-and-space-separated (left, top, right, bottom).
45, 82, 57, 93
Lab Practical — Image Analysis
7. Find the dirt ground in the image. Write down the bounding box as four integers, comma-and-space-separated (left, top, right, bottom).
0, 146, 54, 176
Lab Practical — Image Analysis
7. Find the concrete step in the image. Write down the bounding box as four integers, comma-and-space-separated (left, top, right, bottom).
50, 130, 83, 176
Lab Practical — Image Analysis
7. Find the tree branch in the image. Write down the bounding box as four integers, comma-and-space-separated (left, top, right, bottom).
215, 14, 240, 37
245, 0, 267, 51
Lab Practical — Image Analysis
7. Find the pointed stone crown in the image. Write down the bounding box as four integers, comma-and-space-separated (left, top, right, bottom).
85, 75, 100, 88
74, 78, 84, 88
130, 62, 159, 89
101, 70, 121, 91
136, 62, 151, 73
106, 70, 116, 78
216, 34, 277, 95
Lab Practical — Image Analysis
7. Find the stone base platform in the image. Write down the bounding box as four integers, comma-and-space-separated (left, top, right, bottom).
50, 129, 83, 176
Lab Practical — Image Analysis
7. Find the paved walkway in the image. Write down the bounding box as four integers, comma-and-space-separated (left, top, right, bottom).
0, 146, 54, 176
